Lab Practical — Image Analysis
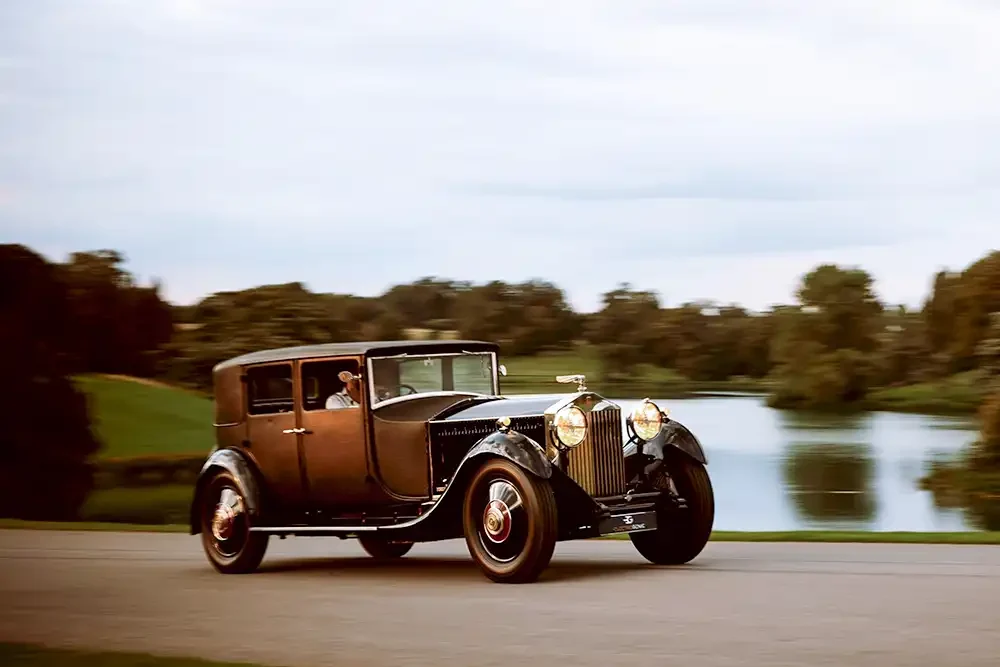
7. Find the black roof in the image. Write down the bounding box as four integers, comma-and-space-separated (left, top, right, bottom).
213, 339, 499, 372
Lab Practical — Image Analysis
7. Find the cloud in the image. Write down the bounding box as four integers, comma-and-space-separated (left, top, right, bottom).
1, 0, 998, 312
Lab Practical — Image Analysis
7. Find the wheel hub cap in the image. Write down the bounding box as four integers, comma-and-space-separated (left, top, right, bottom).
212, 503, 236, 541
483, 499, 512, 543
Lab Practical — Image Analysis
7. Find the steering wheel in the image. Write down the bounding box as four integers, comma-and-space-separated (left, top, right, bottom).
374, 384, 419, 401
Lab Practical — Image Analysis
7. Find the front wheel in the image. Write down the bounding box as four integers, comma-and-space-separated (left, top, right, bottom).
462, 458, 558, 583
198, 471, 269, 574
630, 455, 714, 565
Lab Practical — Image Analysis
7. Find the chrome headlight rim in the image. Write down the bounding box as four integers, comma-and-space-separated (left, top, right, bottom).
628, 398, 664, 441
553, 404, 587, 448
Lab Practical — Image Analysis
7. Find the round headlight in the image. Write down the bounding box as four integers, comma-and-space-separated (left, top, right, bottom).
553, 405, 587, 447
629, 399, 663, 441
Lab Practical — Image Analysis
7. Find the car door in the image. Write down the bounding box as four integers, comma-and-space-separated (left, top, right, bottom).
244, 361, 307, 509
298, 357, 371, 508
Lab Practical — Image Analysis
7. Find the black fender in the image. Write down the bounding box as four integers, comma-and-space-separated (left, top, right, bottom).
384, 428, 552, 542
624, 418, 708, 465
458, 429, 553, 480
189, 448, 262, 535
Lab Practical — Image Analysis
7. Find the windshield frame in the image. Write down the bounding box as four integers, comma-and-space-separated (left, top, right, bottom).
364, 350, 500, 407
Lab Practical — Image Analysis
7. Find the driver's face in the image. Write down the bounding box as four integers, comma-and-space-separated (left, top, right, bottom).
346, 378, 361, 403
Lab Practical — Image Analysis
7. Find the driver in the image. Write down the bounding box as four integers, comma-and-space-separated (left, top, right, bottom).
326, 374, 361, 409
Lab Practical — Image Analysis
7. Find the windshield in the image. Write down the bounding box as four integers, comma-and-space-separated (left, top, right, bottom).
367, 352, 497, 403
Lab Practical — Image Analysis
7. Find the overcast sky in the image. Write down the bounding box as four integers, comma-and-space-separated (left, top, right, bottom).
2, 0, 998, 312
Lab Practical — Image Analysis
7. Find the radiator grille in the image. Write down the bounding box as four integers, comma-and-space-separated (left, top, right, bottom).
566, 407, 626, 497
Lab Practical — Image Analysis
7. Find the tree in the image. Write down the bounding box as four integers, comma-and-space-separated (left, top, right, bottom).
588, 284, 661, 381
59, 250, 174, 377
0, 245, 101, 520
769, 265, 883, 408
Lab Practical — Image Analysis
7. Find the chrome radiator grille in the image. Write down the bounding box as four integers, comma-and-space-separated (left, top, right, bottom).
566, 407, 626, 497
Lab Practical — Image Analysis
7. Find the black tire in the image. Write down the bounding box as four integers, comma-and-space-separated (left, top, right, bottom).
358, 535, 414, 559
198, 471, 269, 574
462, 458, 558, 583
630, 455, 714, 565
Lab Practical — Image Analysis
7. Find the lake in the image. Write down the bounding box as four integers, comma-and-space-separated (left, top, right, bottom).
523, 392, 981, 532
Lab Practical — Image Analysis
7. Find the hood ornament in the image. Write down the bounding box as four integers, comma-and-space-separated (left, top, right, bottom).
556, 374, 587, 392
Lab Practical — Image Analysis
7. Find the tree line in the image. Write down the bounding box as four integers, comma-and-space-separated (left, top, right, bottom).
4, 243, 999, 406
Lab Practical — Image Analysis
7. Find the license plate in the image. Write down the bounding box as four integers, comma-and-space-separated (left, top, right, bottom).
599, 509, 657, 535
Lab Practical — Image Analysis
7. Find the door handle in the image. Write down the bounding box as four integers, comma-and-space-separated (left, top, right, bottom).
282, 428, 304, 434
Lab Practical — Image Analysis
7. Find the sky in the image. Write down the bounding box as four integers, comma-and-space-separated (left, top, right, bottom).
1, 0, 998, 313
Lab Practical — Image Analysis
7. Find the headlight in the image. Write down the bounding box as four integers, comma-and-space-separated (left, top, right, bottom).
629, 399, 663, 440
553, 405, 587, 447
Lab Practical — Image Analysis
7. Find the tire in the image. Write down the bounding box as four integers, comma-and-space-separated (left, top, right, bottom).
462, 458, 558, 583
358, 535, 414, 559
630, 455, 714, 565
198, 471, 269, 574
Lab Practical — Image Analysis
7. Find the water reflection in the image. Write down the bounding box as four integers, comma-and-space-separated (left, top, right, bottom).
606, 394, 980, 531
782, 442, 877, 528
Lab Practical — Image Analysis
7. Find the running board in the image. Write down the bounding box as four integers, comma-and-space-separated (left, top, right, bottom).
251, 525, 381, 536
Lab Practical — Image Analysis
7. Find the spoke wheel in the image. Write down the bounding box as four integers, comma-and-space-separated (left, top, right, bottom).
199, 472, 268, 574
462, 458, 557, 583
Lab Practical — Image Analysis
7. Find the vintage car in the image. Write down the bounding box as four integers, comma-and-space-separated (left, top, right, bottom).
191, 340, 714, 583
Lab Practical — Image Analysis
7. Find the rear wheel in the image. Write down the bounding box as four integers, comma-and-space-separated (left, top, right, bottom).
198, 471, 269, 574
630, 455, 714, 565
462, 458, 558, 583
358, 535, 413, 559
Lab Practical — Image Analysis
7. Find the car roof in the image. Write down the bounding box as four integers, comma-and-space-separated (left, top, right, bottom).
213, 339, 499, 372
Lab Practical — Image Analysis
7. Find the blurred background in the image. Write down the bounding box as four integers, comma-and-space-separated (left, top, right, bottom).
1, 1, 999, 534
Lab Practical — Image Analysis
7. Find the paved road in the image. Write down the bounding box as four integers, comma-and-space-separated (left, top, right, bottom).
1, 530, 998, 667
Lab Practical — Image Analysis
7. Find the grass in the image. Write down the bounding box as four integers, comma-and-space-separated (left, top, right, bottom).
79, 485, 195, 526
0, 519, 187, 532
609, 530, 1000, 544
3, 519, 999, 544
866, 372, 988, 415
501, 349, 769, 396
74, 374, 215, 457
0, 643, 269, 667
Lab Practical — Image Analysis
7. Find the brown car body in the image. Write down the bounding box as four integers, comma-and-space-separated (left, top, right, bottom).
191, 339, 715, 582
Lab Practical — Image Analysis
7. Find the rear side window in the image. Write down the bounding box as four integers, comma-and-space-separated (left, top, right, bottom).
246, 364, 293, 415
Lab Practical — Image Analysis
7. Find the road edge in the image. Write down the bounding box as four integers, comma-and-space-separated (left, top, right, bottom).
2, 520, 999, 544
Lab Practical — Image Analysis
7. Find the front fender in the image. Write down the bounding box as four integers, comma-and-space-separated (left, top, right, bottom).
458, 429, 553, 480
189, 448, 262, 534
623, 418, 708, 465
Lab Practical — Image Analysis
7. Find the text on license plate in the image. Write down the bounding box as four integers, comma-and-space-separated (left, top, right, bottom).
599, 509, 658, 535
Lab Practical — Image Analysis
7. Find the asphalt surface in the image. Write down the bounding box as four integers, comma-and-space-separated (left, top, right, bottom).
0, 530, 998, 667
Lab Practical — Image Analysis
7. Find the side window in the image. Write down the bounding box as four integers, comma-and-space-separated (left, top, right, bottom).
246, 364, 294, 415
301, 359, 361, 411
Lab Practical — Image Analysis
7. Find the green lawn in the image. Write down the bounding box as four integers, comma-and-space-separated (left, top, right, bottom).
866, 371, 988, 415
503, 348, 682, 384
499, 349, 769, 395
79, 485, 195, 526
74, 375, 215, 457
0, 644, 269, 667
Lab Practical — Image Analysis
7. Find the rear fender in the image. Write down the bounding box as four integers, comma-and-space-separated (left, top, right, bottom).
189, 448, 262, 534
